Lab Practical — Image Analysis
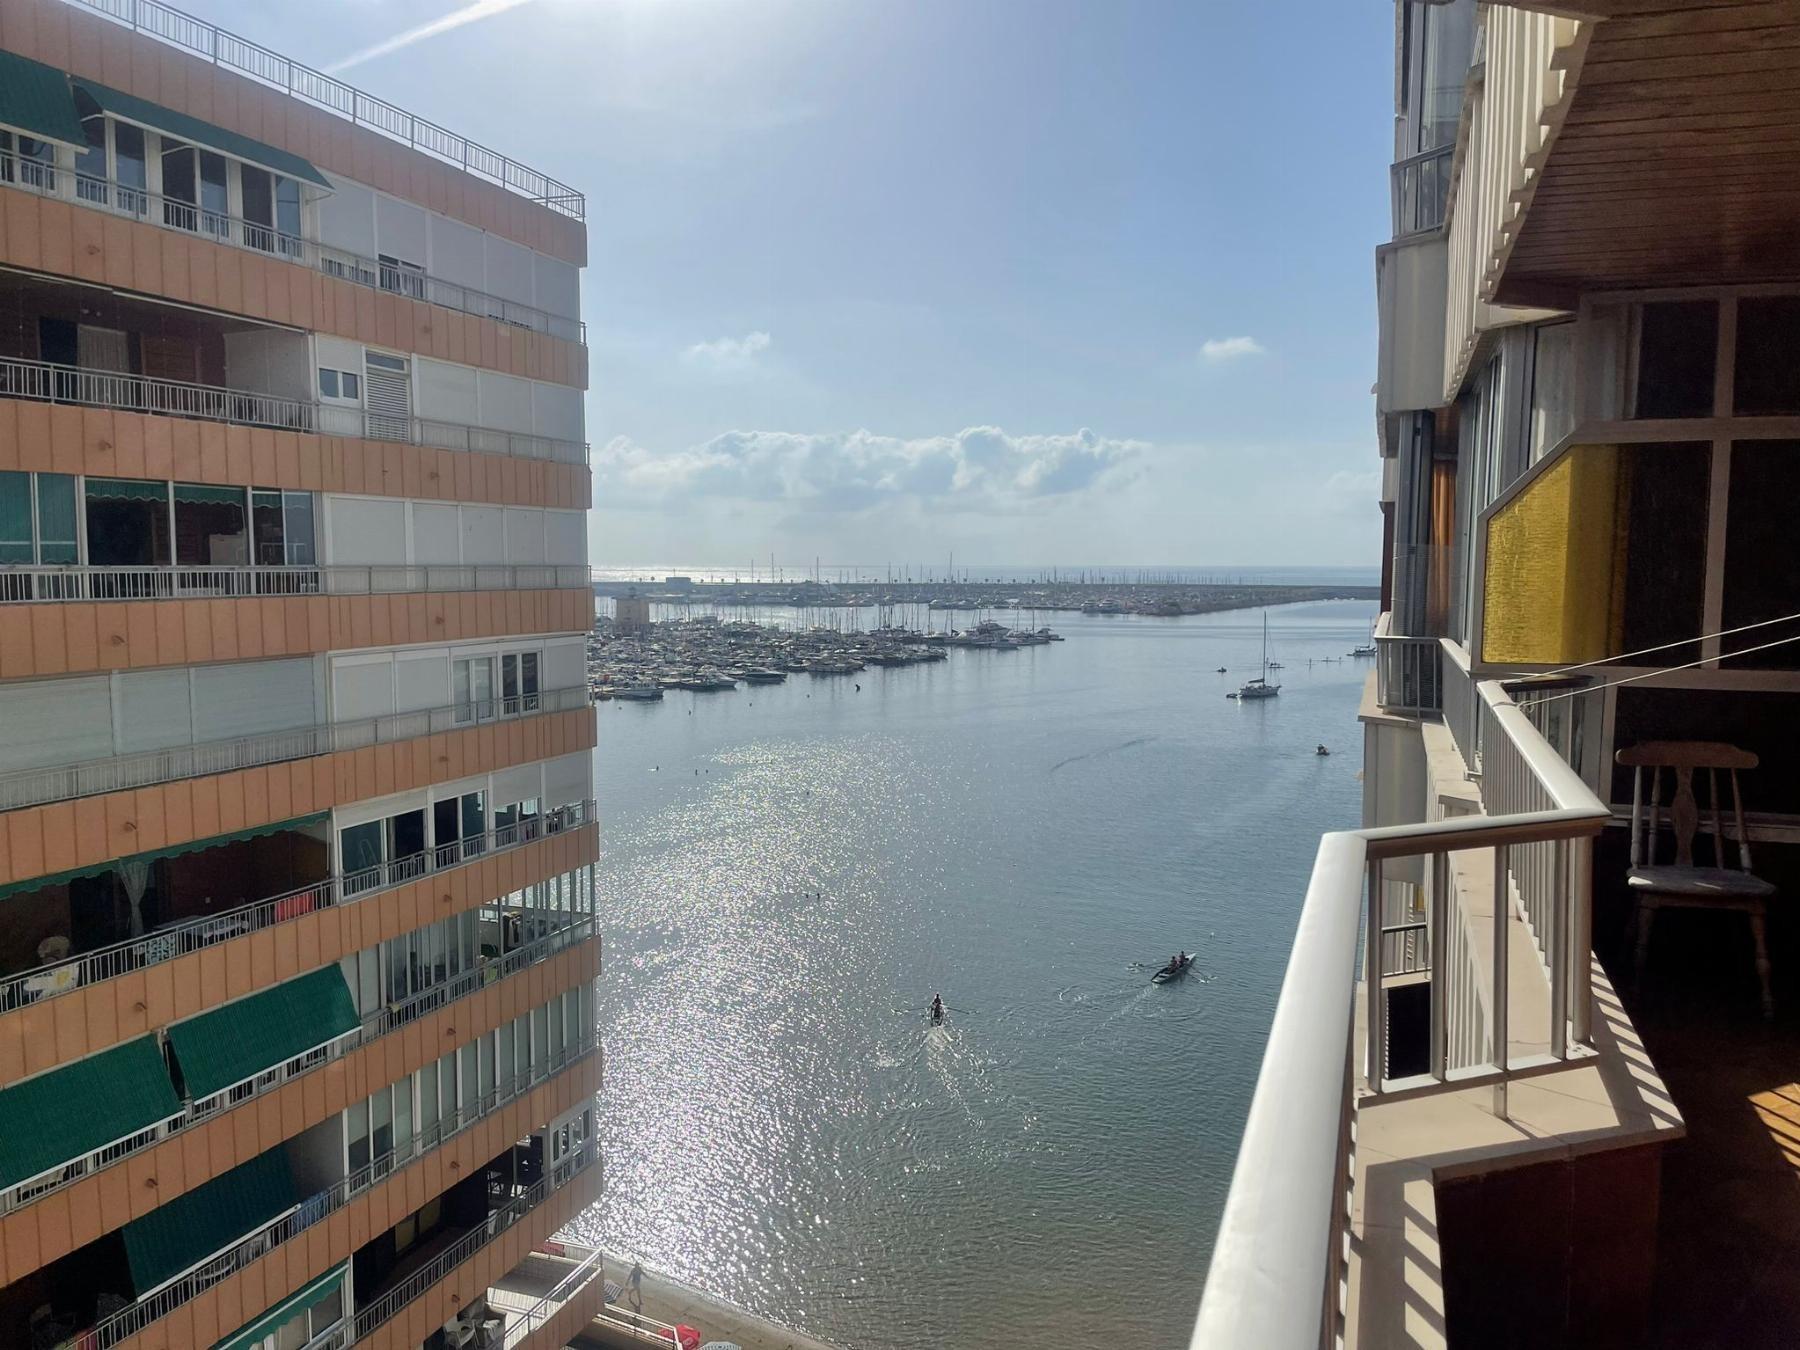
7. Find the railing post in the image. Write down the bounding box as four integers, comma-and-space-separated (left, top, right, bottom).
1571, 835, 1594, 1044
1429, 851, 1447, 1080
1364, 858, 1384, 1091
1549, 838, 1568, 1060
1492, 844, 1510, 1118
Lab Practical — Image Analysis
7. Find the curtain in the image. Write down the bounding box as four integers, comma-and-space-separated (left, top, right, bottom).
116, 858, 152, 938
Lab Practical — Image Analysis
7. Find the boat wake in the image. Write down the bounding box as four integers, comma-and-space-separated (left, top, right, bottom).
1048, 735, 1158, 775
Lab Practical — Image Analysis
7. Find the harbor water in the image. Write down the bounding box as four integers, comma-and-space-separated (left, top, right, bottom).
572, 598, 1378, 1349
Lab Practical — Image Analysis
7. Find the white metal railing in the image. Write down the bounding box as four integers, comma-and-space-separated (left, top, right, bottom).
0, 558, 591, 604
0, 904, 593, 1220
0, 148, 585, 343
60, 0, 584, 218
0, 799, 592, 1014
1190, 679, 1608, 1350
79, 1042, 600, 1350
1374, 613, 1444, 715
0, 354, 589, 464
1441, 637, 1479, 772
0, 683, 587, 813
499, 1243, 609, 1348
1391, 144, 1453, 238
353, 1141, 600, 1340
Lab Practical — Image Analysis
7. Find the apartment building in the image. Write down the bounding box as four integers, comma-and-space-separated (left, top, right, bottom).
0, 2, 605, 1347
1197, 3, 1800, 1348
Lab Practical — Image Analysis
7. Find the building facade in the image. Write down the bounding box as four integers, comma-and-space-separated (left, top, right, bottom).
1197, 3, 1800, 1348
0, 2, 604, 1347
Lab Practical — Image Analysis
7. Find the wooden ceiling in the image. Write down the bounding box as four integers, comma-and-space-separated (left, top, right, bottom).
1494, 1, 1800, 305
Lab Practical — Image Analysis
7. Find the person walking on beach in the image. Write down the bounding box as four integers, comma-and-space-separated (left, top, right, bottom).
628, 1261, 644, 1312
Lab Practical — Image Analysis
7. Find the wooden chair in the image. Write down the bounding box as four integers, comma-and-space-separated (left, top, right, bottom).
1617, 741, 1778, 1018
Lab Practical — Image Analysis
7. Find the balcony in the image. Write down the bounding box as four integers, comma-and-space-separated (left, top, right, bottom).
1, 144, 584, 343
14, 1039, 599, 1350
1190, 678, 1684, 1348
0, 797, 592, 1015
1390, 145, 1452, 240
0, 354, 589, 465
485, 1245, 610, 1349
1373, 611, 1444, 716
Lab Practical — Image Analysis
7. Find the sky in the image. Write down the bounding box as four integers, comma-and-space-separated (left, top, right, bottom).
181, 0, 1393, 570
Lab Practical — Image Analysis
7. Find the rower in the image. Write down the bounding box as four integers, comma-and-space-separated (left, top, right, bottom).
930, 994, 945, 1024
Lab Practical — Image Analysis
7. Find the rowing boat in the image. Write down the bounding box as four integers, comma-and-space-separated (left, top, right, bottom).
1151, 954, 1194, 983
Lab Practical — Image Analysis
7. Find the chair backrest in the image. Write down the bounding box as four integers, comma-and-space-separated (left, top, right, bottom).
1615, 740, 1758, 873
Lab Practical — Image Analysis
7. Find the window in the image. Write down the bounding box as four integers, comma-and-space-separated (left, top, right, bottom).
1634, 300, 1718, 419
242, 166, 302, 256
85, 477, 172, 569
173, 483, 248, 567
478, 1034, 494, 1098
461, 790, 487, 857
252, 489, 316, 567
394, 1075, 413, 1154
1529, 323, 1576, 463
453, 656, 495, 724
498, 1023, 515, 1090
1722, 441, 1800, 668
318, 368, 361, 402
419, 1061, 440, 1138
340, 821, 385, 894
371, 1086, 393, 1170
1617, 443, 1712, 665
438, 1050, 457, 1125
346, 1098, 369, 1172
0, 472, 78, 565
515, 1014, 531, 1076
113, 122, 146, 212
459, 1042, 478, 1110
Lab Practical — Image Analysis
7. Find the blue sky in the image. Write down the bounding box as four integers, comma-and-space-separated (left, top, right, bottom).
187, 0, 1392, 569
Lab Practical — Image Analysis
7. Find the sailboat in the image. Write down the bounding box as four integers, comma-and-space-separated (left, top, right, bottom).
1228, 614, 1281, 701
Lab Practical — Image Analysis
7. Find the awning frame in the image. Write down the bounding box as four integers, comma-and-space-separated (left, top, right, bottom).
72, 78, 332, 191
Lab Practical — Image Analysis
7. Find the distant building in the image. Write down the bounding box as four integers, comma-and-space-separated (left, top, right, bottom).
616, 590, 652, 632
663, 575, 694, 590
0, 2, 601, 1345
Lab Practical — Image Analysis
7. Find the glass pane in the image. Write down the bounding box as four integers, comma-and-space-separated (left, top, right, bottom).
310, 1287, 343, 1335
459, 1043, 477, 1107
114, 122, 146, 193
346, 1101, 369, 1172
318, 368, 338, 399
1634, 300, 1717, 419
440, 1051, 457, 1123
390, 809, 426, 865
275, 1310, 306, 1350
462, 791, 486, 848
521, 652, 540, 700
340, 821, 384, 892
1734, 298, 1800, 416
498, 1024, 514, 1088
342, 371, 360, 400
199, 152, 229, 235
419, 1062, 439, 1133
252, 490, 285, 567
501, 653, 519, 701
241, 164, 272, 225
76, 109, 105, 182
1722, 440, 1800, 668
283, 493, 315, 566
1618, 443, 1711, 665
515, 1015, 530, 1075
478, 1035, 494, 1097
161, 142, 196, 205
453, 659, 472, 723
0, 471, 30, 561
371, 1086, 392, 1158
433, 797, 460, 850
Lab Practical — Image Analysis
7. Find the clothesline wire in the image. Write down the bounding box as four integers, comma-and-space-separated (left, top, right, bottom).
1511, 630, 1800, 707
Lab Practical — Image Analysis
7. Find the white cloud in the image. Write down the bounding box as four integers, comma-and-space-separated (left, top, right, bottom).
682, 331, 773, 372
326, 0, 538, 74
1198, 336, 1266, 363
596, 426, 1144, 513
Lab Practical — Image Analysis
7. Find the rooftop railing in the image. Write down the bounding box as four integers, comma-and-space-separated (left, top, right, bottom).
0, 559, 591, 604
1190, 678, 1608, 1350
0, 355, 590, 465
0, 149, 585, 344
0, 900, 594, 1217
81, 1040, 599, 1350
0, 798, 594, 1015
0, 683, 589, 814
60, 0, 585, 219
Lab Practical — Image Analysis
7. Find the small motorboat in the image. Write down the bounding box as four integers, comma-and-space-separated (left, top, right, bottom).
1151, 953, 1194, 984
1215, 666, 1227, 674
1316, 744, 1331, 757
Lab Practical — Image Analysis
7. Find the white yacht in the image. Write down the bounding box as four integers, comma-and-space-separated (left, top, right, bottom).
1228, 614, 1281, 700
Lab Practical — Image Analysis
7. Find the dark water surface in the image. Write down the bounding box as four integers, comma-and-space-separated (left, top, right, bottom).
571, 600, 1376, 1349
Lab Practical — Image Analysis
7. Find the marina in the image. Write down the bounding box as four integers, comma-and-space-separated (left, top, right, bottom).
587, 616, 1065, 702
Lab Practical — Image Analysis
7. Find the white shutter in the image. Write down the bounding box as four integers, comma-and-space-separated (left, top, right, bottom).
193, 659, 318, 741
0, 676, 113, 769
476, 371, 533, 434
543, 639, 583, 692
533, 254, 580, 320
503, 509, 546, 563
531, 383, 583, 443
332, 660, 395, 724
545, 512, 585, 565
416, 359, 478, 428
394, 653, 449, 714
491, 763, 541, 808
412, 504, 460, 563
364, 355, 411, 442
427, 214, 485, 291
327, 497, 407, 565
316, 177, 376, 257
484, 235, 534, 306
374, 194, 427, 266
543, 753, 589, 809
115, 669, 194, 753
460, 506, 504, 563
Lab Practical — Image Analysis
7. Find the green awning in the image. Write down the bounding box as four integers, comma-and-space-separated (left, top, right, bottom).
84, 477, 170, 504
0, 1036, 181, 1190
72, 79, 331, 189
167, 965, 359, 1101
213, 1263, 345, 1350
120, 1146, 298, 1295
0, 51, 87, 151
173, 483, 247, 507
0, 811, 328, 904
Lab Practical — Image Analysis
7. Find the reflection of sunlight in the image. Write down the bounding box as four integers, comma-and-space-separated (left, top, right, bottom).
1749, 1083, 1800, 1170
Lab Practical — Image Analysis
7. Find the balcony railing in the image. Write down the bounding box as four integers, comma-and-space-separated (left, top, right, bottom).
496, 1244, 609, 1349
1190, 678, 1608, 1350
0, 683, 590, 813
1390, 144, 1454, 238
0, 559, 591, 604
354, 1141, 599, 1343
1, 902, 594, 1217
0, 799, 594, 1015
81, 1040, 600, 1350
1373, 612, 1444, 715
0, 355, 589, 465
62, 0, 584, 218
0, 149, 584, 343
1442, 637, 1480, 772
